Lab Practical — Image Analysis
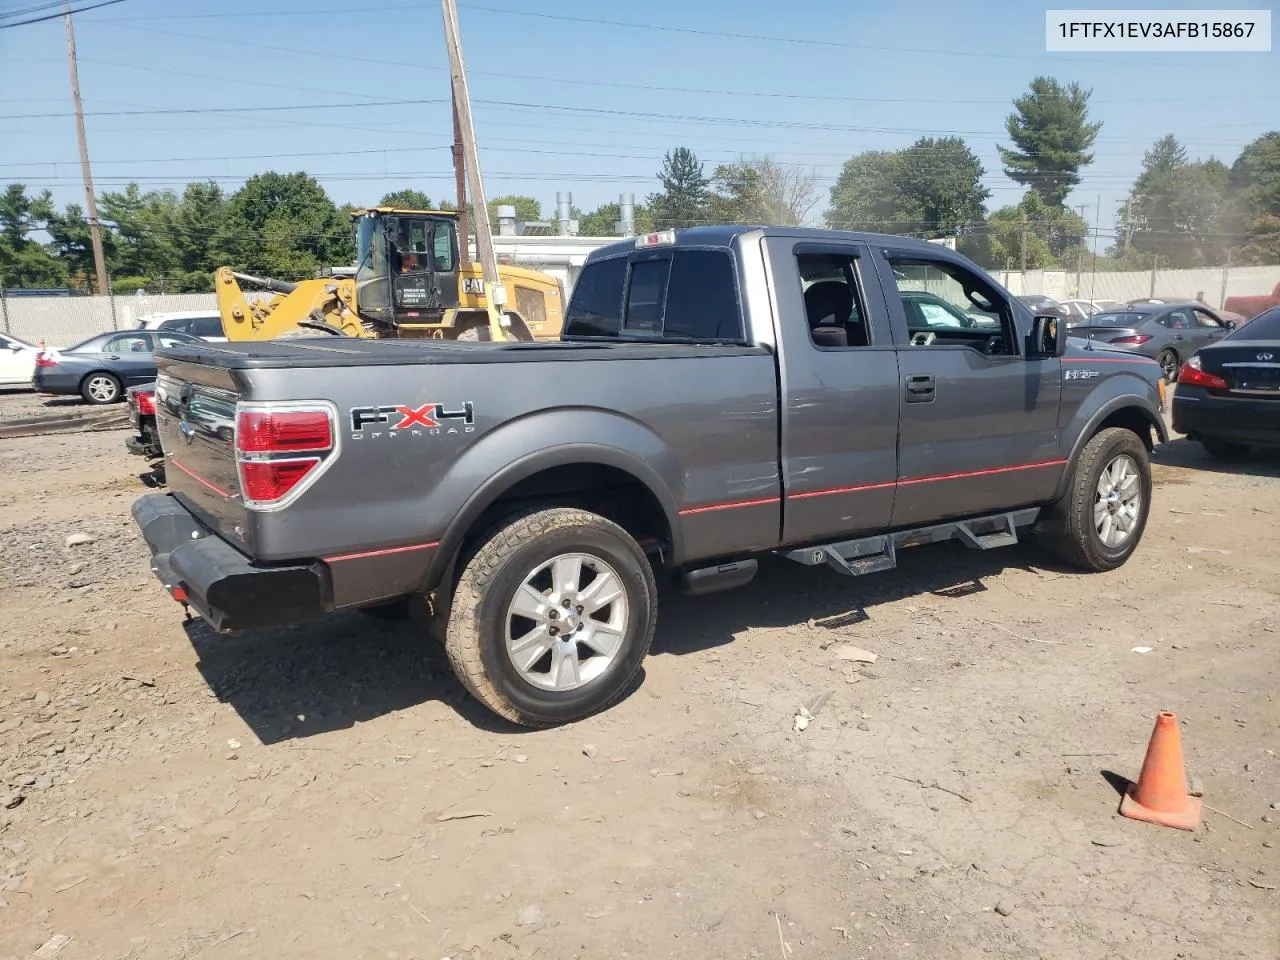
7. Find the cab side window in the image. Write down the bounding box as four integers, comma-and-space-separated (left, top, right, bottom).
886, 258, 1013, 355
796, 253, 870, 349
432, 224, 455, 271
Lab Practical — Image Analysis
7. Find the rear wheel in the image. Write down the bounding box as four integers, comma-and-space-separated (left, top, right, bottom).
81, 372, 121, 404
443, 507, 657, 727
1200, 436, 1249, 459
1041, 427, 1151, 572
1156, 348, 1180, 382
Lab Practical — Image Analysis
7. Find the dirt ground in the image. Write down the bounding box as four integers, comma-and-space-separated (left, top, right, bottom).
1, 385, 1277, 960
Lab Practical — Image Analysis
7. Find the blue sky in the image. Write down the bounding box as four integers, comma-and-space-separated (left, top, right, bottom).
0, 0, 1276, 245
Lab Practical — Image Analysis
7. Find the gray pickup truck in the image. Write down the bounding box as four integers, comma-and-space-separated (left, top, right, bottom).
132, 226, 1167, 726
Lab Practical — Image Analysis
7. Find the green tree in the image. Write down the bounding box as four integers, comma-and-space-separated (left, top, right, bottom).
648, 147, 710, 228
1227, 131, 1280, 263
170, 181, 227, 290
577, 201, 655, 236
0, 184, 67, 288
968, 189, 1086, 271
45, 202, 105, 289
1117, 137, 1231, 267
98, 183, 182, 288
213, 171, 351, 279
380, 188, 434, 210
826, 138, 988, 238
998, 77, 1102, 207
488, 194, 541, 225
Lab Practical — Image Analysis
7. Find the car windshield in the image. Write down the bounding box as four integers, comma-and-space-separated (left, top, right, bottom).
1234, 307, 1280, 340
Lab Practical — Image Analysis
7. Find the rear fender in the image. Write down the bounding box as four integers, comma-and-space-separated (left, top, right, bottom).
421, 409, 685, 591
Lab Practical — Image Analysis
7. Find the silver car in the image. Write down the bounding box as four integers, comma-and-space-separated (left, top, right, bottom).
1071, 302, 1235, 381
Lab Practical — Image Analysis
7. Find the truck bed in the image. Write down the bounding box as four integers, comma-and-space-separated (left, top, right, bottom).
158, 337, 765, 370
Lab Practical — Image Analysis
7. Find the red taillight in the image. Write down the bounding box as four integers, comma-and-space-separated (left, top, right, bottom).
1109, 335, 1152, 345
238, 458, 319, 503
135, 392, 156, 416
35, 354, 57, 367
236, 409, 332, 453
1177, 362, 1228, 390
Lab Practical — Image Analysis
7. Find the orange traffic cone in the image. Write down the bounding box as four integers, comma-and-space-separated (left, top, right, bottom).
1119, 711, 1201, 831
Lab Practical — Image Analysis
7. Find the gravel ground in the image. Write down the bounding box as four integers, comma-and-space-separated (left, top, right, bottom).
0, 390, 1277, 960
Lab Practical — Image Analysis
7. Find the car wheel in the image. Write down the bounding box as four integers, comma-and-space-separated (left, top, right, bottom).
1042, 427, 1151, 572
1156, 349, 1180, 382
1200, 436, 1249, 459
81, 372, 122, 404
443, 507, 657, 727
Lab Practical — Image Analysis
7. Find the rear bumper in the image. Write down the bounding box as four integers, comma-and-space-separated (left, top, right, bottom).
1172, 392, 1280, 446
132, 493, 333, 631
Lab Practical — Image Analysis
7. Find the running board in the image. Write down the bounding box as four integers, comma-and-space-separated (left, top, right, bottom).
779, 508, 1039, 578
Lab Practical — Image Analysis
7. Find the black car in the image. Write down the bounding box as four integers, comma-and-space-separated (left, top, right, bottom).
32, 329, 202, 404
1172, 306, 1280, 457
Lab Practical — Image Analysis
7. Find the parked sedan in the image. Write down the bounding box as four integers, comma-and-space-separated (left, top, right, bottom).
1073, 302, 1234, 382
32, 329, 202, 404
0, 332, 41, 386
1060, 298, 1125, 324
1173, 305, 1280, 457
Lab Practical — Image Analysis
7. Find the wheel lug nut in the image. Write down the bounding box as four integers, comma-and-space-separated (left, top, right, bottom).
576, 605, 584, 614
562, 599, 571, 608
548, 609, 558, 619
549, 626, 558, 636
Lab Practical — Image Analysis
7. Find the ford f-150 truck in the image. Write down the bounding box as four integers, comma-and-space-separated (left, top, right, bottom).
131, 226, 1167, 726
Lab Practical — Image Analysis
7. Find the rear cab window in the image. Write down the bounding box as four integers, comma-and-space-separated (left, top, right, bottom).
564, 248, 744, 342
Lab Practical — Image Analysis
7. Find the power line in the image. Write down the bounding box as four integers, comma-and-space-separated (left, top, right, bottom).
0, 0, 126, 29
84, 19, 1280, 109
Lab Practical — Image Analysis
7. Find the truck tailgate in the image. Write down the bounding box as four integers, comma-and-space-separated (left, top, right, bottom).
154, 364, 247, 549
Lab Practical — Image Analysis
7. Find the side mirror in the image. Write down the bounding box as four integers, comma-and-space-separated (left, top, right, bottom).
1224, 320, 1237, 331
1028, 314, 1067, 358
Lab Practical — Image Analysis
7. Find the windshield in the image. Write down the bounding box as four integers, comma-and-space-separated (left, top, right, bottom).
1234, 306, 1280, 340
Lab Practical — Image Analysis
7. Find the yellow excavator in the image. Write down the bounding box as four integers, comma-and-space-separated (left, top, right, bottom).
215, 207, 564, 342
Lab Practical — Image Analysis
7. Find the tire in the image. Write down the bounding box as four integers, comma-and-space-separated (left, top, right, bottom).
1041, 427, 1151, 572
1156, 349, 1180, 383
81, 372, 121, 405
443, 507, 657, 727
1200, 436, 1249, 460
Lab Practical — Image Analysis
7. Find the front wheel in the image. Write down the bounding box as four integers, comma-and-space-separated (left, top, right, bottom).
443, 507, 657, 727
81, 372, 121, 404
1041, 427, 1151, 572
1156, 349, 1180, 383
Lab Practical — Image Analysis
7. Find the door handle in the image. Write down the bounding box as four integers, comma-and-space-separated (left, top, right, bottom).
905, 374, 936, 402
1173, 335, 1184, 341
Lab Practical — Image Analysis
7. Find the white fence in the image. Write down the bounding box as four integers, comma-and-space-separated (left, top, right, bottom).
6, 258, 1279, 347
997, 264, 1280, 309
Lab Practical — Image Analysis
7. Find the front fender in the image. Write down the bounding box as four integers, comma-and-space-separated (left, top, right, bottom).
422, 408, 686, 590
1055, 380, 1168, 499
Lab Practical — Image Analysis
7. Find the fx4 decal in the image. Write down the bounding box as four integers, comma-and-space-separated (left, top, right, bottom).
1065, 368, 1100, 381
349, 402, 476, 438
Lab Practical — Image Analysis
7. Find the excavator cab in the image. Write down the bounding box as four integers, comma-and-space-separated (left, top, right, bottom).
352, 207, 461, 328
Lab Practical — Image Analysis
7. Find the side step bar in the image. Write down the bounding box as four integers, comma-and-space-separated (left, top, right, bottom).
780, 508, 1040, 578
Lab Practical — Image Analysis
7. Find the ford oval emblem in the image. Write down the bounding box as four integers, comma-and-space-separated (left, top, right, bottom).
178, 419, 195, 443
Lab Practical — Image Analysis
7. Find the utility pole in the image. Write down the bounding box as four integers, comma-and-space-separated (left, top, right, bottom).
1075, 203, 1088, 297
63, 2, 108, 296
450, 90, 469, 262
1019, 214, 1028, 274
440, 0, 516, 339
